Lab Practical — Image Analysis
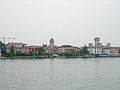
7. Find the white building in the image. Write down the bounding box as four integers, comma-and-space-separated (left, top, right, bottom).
102, 47, 111, 55
87, 37, 120, 55
102, 43, 111, 55
87, 46, 102, 54
87, 37, 102, 54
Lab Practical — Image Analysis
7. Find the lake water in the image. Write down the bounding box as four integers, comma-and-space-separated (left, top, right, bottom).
0, 58, 120, 90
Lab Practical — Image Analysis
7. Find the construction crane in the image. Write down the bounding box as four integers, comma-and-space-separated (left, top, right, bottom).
0, 37, 15, 44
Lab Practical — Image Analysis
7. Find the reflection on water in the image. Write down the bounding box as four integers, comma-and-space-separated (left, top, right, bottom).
0, 58, 120, 90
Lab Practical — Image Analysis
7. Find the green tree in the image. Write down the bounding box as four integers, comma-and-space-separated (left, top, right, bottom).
118, 50, 120, 54
10, 45, 15, 56
80, 45, 89, 55
0, 41, 7, 56
16, 52, 28, 56
53, 52, 74, 57
36, 48, 45, 55
28, 51, 36, 56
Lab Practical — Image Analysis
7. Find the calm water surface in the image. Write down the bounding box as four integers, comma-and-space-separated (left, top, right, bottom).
0, 58, 120, 90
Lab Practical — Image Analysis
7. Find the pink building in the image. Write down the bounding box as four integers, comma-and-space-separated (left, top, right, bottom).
110, 47, 119, 54
58, 45, 80, 53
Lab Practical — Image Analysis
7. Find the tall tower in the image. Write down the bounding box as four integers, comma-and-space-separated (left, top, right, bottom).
50, 38, 54, 48
94, 37, 102, 54
107, 43, 111, 47
94, 37, 100, 46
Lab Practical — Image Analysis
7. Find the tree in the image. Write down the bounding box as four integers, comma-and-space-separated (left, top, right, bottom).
80, 45, 89, 55
10, 45, 15, 56
118, 50, 120, 54
36, 48, 45, 55
29, 51, 36, 56
0, 41, 7, 56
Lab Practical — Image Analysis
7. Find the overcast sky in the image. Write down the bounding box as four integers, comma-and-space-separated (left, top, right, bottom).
0, 0, 120, 47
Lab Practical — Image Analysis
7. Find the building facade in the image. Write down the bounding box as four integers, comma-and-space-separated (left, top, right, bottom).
58, 45, 80, 53
6, 45, 43, 54
87, 37, 120, 55
87, 37, 102, 54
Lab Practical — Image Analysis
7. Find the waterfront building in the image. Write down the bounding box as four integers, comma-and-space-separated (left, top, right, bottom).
102, 43, 112, 55
110, 47, 119, 55
87, 37, 120, 55
102, 46, 111, 55
27, 46, 43, 53
58, 45, 80, 53
102, 43, 120, 55
87, 37, 102, 54
15, 47, 29, 54
43, 38, 58, 53
6, 45, 43, 54
6, 42, 28, 54
6, 46, 29, 54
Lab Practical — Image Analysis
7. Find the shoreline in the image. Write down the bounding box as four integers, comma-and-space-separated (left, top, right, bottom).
1, 55, 120, 59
